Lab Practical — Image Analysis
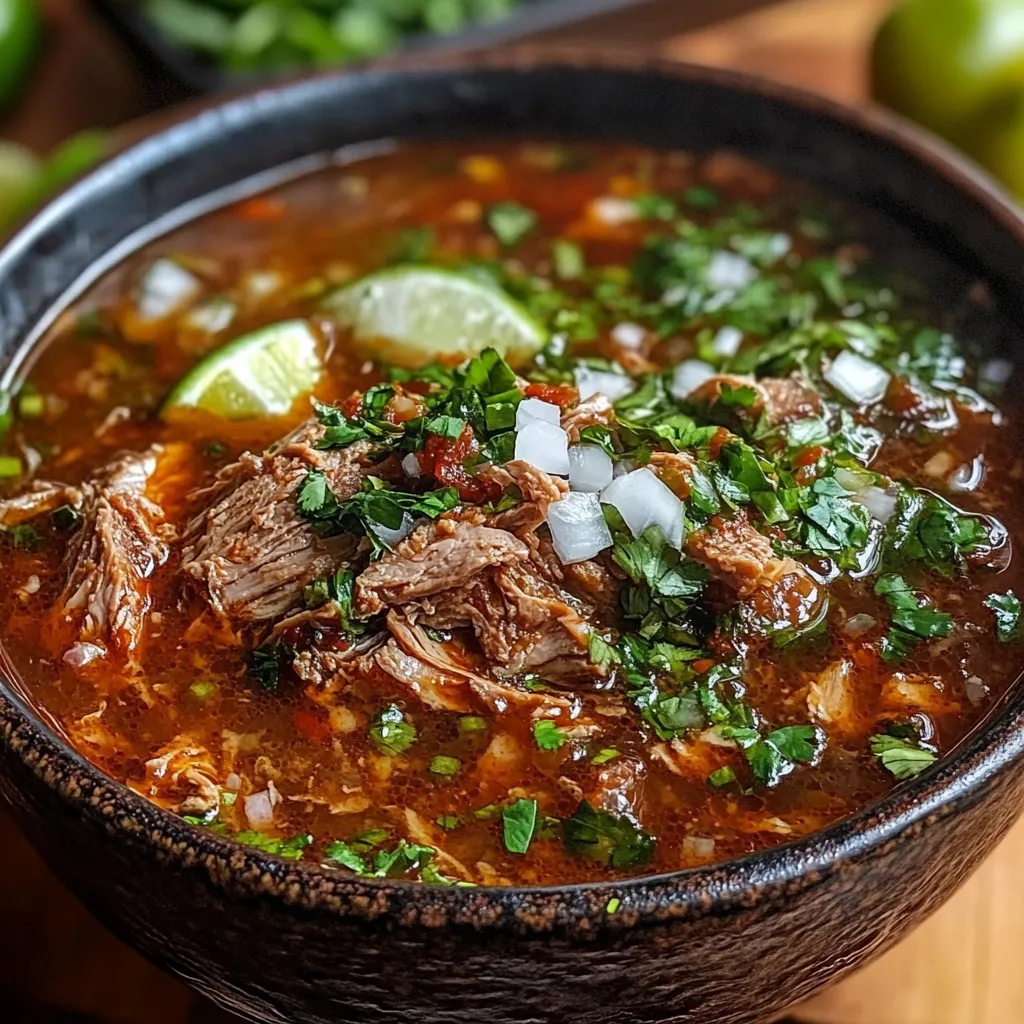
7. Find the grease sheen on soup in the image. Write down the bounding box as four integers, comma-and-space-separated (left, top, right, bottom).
0, 142, 1021, 886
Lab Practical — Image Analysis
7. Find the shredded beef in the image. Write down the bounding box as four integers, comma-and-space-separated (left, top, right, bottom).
182, 419, 369, 629
354, 518, 528, 616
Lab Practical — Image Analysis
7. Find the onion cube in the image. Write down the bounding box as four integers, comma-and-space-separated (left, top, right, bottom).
515, 396, 561, 432
600, 468, 684, 549
823, 350, 891, 405
670, 359, 716, 400
568, 445, 613, 493
547, 492, 613, 564
574, 366, 635, 403
515, 421, 570, 475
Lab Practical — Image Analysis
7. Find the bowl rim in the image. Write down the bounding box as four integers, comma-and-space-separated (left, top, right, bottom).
3, 47, 1024, 927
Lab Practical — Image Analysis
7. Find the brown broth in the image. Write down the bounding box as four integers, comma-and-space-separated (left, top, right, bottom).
1, 141, 1022, 886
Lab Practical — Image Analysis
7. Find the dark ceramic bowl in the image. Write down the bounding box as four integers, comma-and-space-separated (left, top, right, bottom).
2, 52, 1024, 1024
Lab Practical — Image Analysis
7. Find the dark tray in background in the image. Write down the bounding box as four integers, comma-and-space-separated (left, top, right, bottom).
88, 0, 775, 103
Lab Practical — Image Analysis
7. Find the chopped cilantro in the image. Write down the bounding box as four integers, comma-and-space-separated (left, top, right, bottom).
232, 831, 312, 860
458, 715, 488, 734
388, 226, 435, 263
562, 800, 655, 868
5, 524, 39, 549
985, 590, 1022, 642
248, 643, 294, 692
502, 797, 538, 855
874, 574, 953, 662
436, 814, 460, 830
707, 766, 738, 788
369, 704, 417, 757
487, 201, 537, 247
428, 755, 461, 777
870, 727, 938, 780
552, 239, 585, 280
51, 504, 82, 531
591, 748, 620, 765
533, 720, 569, 751
303, 568, 364, 634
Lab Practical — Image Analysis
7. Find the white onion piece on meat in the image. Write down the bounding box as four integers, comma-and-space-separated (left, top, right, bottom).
136, 258, 201, 321
706, 251, 757, 291
515, 421, 570, 475
568, 444, 613, 493
574, 366, 635, 403
401, 453, 421, 479
515, 396, 561, 431
669, 359, 716, 400
823, 350, 891, 405
600, 468, 684, 549
611, 322, 646, 350
711, 325, 743, 358
852, 486, 898, 524
547, 492, 613, 564
244, 790, 276, 829
371, 512, 416, 548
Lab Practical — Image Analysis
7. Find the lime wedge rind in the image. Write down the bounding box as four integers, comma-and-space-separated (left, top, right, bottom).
162, 319, 322, 420
321, 265, 546, 369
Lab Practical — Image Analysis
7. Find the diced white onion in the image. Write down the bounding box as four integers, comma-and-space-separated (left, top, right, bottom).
568, 445, 613, 493
670, 359, 716, 400
401, 453, 421, 479
611, 322, 646, 350
515, 421, 570, 475
843, 613, 877, 637
965, 675, 988, 707
662, 284, 688, 306
515, 396, 561, 431
371, 512, 416, 547
682, 836, 716, 859
980, 358, 1013, 386
136, 258, 201, 321
823, 350, 891, 405
183, 297, 235, 335
547, 492, 614, 564
590, 196, 638, 226
225, 773, 241, 792
834, 466, 873, 492
851, 486, 897, 524
600, 468, 684, 549
242, 270, 284, 299
244, 790, 276, 829
574, 366, 635, 403
706, 251, 757, 291
711, 325, 743, 358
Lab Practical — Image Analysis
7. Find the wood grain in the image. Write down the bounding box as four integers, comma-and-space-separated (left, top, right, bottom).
3, 1, 1024, 1023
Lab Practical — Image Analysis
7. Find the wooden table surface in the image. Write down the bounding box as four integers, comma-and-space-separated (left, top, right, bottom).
3, 2, 1023, 1022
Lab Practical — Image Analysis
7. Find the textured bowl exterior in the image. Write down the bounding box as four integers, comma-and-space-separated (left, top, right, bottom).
2, 52, 1024, 1024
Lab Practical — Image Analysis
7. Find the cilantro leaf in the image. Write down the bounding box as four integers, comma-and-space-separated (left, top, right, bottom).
502, 798, 538, 855
533, 720, 569, 751
874, 574, 953, 662
487, 202, 537, 247
248, 643, 294, 692
562, 800, 655, 869
870, 732, 938, 780
369, 704, 417, 756
985, 590, 1022, 642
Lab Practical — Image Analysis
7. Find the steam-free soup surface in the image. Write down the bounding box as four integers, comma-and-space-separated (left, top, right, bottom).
1, 142, 1021, 886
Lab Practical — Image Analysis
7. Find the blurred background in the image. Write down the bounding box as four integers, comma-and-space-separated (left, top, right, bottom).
1, 0, 1023, 1021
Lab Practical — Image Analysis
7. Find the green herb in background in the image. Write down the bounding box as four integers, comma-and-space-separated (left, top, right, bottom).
142, 0, 528, 76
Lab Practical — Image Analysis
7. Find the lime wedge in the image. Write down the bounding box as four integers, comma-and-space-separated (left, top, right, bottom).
321, 265, 546, 369
162, 320, 322, 419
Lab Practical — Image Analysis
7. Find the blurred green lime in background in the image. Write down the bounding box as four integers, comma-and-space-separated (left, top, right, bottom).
143, 0, 526, 74
0, 131, 109, 234
0, 0, 40, 111
872, 0, 1024, 200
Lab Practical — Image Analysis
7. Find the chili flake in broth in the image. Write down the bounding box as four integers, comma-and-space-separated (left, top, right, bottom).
0, 141, 1021, 886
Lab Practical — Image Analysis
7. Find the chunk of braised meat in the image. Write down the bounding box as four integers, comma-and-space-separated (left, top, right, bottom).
140, 736, 220, 816
684, 511, 788, 598
688, 374, 821, 428
482, 459, 568, 536
0, 480, 84, 526
51, 447, 170, 665
378, 611, 570, 712
354, 518, 528, 617
182, 420, 368, 630
562, 393, 615, 442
